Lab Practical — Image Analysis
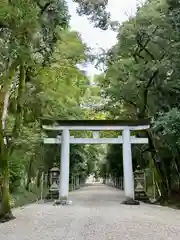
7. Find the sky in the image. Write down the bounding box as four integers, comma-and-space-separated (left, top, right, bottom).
67, 0, 139, 77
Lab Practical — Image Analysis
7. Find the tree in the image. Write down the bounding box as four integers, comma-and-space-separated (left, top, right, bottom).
73, 0, 110, 29
95, 0, 180, 203
0, 0, 70, 221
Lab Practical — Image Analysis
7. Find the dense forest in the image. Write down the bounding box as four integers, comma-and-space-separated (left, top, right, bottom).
0, 0, 180, 222
99, 0, 180, 205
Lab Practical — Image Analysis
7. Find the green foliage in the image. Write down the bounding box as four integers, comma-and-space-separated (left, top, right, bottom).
5, 0, 180, 211
96, 0, 180, 202
106, 145, 123, 177
154, 108, 180, 149
73, 0, 110, 30
11, 186, 48, 208
0, 0, 110, 217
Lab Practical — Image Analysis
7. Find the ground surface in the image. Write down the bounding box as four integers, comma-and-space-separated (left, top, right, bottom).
1, 183, 180, 240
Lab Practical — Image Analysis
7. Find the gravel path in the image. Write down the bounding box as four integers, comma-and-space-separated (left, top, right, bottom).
1, 183, 180, 240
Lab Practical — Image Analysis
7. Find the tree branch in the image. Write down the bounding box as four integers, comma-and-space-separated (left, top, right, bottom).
35, 1, 52, 15
136, 37, 155, 60
141, 69, 159, 115
12, 64, 26, 139
133, 26, 159, 62
40, 2, 51, 15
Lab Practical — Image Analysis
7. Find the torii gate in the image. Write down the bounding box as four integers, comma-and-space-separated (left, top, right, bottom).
42, 119, 150, 202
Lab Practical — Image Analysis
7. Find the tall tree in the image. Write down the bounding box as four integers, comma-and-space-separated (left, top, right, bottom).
0, 0, 70, 221
96, 0, 180, 203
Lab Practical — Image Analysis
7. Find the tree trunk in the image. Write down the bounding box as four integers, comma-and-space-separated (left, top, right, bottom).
37, 171, 42, 188
0, 135, 14, 222
12, 64, 26, 138
0, 62, 25, 222
145, 130, 169, 204
25, 158, 33, 191
0, 73, 16, 222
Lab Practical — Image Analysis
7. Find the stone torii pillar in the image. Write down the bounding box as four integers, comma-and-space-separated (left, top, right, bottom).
59, 128, 70, 200
122, 128, 134, 200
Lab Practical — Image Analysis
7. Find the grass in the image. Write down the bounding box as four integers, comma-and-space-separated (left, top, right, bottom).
10, 186, 48, 208
10, 182, 84, 208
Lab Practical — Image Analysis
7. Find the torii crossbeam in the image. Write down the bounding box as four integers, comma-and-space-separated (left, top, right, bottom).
41, 119, 150, 202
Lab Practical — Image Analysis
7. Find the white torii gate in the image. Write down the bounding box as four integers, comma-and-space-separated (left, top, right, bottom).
42, 119, 150, 202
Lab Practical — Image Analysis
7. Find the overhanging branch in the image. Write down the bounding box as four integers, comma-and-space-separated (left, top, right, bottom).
133, 26, 159, 62
35, 0, 52, 15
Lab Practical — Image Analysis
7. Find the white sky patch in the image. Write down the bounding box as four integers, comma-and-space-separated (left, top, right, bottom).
67, 0, 140, 77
